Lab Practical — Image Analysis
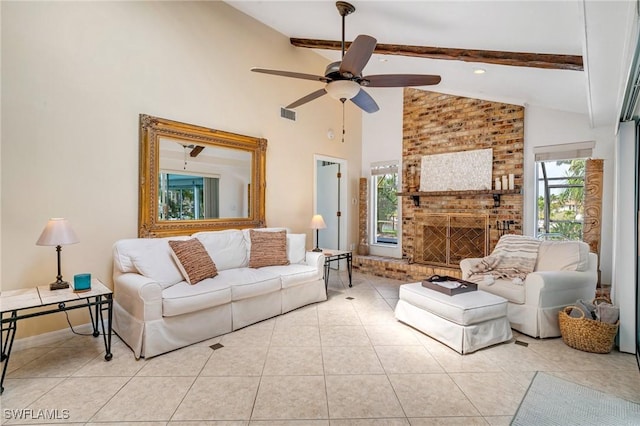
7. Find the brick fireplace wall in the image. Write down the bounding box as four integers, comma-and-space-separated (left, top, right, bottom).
401, 88, 524, 266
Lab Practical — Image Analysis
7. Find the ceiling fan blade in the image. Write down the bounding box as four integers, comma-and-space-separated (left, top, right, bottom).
339, 35, 377, 77
190, 146, 204, 157
251, 68, 328, 83
350, 88, 379, 113
286, 88, 328, 109
364, 74, 441, 87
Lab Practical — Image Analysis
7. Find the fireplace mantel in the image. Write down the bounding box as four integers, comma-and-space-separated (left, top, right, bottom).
398, 188, 521, 207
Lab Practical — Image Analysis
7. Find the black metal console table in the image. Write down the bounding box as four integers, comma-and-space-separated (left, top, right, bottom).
0, 279, 113, 394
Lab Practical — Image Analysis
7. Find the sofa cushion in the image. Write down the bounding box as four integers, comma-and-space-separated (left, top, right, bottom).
193, 229, 248, 271
113, 239, 140, 274
113, 236, 188, 271
261, 264, 322, 289
287, 234, 307, 264
536, 240, 590, 272
213, 268, 281, 301
476, 278, 526, 304
168, 239, 218, 284
123, 237, 189, 288
249, 230, 290, 268
162, 278, 231, 317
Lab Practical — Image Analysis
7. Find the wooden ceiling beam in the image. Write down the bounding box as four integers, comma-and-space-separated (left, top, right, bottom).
290, 38, 583, 71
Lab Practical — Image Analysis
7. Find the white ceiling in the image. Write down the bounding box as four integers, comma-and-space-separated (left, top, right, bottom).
227, 0, 637, 128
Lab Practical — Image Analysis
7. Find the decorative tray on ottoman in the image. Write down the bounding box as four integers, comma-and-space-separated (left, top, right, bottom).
421, 275, 478, 296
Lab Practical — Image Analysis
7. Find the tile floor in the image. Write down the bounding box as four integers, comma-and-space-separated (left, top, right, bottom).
2, 271, 639, 425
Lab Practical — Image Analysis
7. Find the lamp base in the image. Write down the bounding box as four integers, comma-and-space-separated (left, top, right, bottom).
312, 247, 323, 252
50, 280, 70, 291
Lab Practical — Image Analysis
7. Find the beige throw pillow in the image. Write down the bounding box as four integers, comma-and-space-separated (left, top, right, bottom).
168, 239, 218, 284
249, 229, 290, 268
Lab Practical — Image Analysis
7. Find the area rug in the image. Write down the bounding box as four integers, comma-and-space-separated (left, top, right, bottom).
511, 371, 640, 425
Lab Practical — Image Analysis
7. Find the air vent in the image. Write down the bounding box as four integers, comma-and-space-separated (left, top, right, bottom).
280, 107, 296, 121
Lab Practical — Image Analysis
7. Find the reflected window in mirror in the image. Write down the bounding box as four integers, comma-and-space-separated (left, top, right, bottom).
158, 137, 252, 220
159, 173, 220, 220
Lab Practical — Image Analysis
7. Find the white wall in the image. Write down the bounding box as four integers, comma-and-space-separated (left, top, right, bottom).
1, 1, 362, 337
361, 88, 404, 258
524, 105, 616, 284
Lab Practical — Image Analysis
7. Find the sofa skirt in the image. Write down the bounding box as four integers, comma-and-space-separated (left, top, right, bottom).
507, 302, 565, 338
113, 301, 145, 358
232, 291, 282, 330
282, 279, 327, 314
116, 302, 233, 359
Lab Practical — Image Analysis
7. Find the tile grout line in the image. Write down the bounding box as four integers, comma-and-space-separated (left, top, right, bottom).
165, 344, 217, 422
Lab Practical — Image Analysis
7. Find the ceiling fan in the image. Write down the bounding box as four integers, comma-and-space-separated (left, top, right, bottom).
251, 1, 441, 113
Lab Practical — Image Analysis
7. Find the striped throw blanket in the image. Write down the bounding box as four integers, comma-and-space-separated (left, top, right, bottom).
468, 235, 541, 283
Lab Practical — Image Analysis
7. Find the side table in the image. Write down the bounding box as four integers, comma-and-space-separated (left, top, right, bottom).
322, 249, 353, 290
0, 278, 113, 394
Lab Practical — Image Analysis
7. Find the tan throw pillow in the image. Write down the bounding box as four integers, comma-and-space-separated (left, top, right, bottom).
249, 229, 290, 268
168, 239, 218, 284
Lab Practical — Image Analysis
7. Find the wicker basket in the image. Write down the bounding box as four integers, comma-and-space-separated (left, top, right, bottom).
558, 302, 619, 354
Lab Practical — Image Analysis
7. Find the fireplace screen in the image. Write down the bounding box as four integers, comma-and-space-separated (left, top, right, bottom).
415, 214, 488, 267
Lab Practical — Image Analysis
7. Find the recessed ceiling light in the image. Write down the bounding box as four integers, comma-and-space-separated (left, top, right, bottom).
378, 57, 388, 62
473, 68, 486, 74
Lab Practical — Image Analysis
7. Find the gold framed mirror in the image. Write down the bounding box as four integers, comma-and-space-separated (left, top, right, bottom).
139, 114, 266, 237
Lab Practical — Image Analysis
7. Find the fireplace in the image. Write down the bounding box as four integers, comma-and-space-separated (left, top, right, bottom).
414, 213, 489, 267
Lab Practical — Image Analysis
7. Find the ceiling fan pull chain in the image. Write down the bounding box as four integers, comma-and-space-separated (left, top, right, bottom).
183, 144, 187, 170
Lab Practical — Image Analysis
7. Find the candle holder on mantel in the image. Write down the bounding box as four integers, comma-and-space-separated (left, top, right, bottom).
407, 165, 418, 192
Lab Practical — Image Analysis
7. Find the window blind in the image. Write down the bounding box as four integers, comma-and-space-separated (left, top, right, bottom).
371, 161, 399, 176
533, 141, 595, 162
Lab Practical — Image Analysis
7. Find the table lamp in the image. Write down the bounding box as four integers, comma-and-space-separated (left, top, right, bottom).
36, 218, 79, 290
309, 214, 327, 252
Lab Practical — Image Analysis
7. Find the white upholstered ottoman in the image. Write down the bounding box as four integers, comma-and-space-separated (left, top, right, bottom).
395, 282, 513, 354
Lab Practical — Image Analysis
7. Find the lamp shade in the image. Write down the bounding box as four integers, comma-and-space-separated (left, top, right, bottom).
309, 214, 327, 230
325, 80, 360, 101
36, 218, 79, 246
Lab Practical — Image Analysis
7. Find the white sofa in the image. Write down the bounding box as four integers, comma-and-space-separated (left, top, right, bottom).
112, 228, 326, 358
460, 238, 598, 338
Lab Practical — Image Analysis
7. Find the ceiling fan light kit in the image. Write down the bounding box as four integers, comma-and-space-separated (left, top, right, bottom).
251, 1, 441, 114
326, 80, 360, 101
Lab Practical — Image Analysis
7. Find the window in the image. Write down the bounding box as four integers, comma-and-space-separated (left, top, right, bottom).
534, 142, 593, 241
535, 159, 586, 241
159, 173, 220, 220
371, 162, 399, 245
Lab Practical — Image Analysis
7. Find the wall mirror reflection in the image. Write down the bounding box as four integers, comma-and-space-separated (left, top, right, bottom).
139, 115, 266, 237
158, 138, 252, 220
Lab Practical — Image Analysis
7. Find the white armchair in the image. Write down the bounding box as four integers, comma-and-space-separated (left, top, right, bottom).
460, 239, 598, 338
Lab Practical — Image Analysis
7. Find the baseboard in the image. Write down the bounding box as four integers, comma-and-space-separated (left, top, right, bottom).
11, 321, 97, 352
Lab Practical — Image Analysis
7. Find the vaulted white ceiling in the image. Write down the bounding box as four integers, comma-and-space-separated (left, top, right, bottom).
227, 0, 637, 128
